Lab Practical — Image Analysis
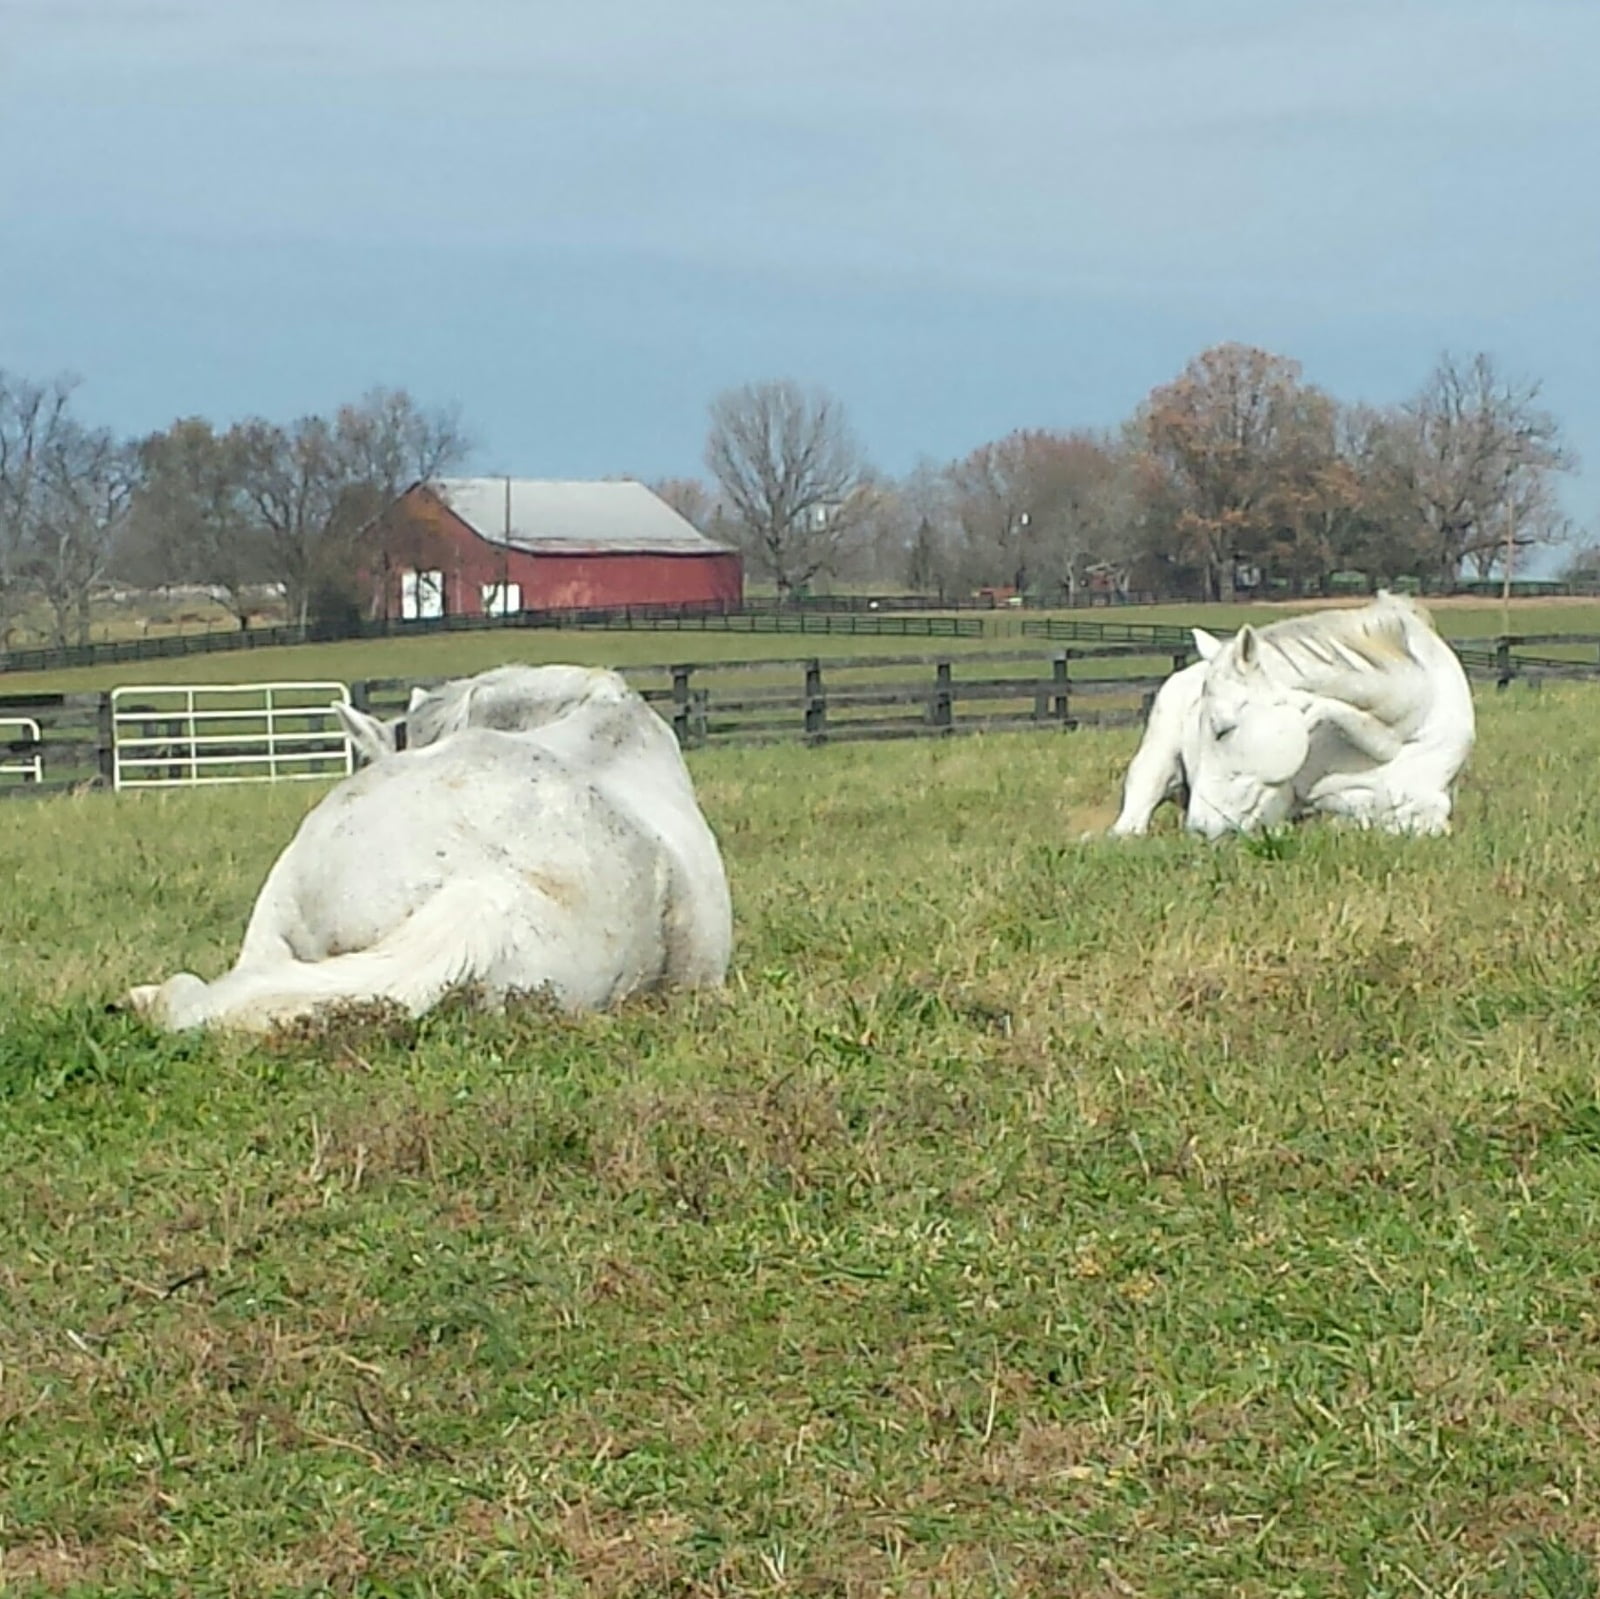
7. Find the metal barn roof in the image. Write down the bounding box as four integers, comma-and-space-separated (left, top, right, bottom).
427, 478, 731, 557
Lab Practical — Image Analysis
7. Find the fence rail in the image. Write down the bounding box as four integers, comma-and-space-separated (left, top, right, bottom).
1022, 618, 1197, 649
5, 633, 1600, 796
1025, 618, 1600, 685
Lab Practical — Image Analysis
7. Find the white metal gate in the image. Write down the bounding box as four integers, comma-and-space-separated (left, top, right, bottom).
110, 682, 354, 790
0, 717, 43, 784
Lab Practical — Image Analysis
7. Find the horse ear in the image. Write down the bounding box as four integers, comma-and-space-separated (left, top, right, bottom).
333, 702, 396, 765
407, 686, 429, 712
1192, 628, 1223, 662
1233, 625, 1260, 672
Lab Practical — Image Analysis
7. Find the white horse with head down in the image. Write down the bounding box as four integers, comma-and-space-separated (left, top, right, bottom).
126, 664, 734, 1031
1109, 591, 1475, 840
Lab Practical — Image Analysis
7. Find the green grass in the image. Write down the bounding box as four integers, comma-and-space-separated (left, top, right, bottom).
6, 690, 1600, 1594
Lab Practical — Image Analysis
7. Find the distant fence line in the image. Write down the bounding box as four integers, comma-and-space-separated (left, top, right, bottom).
0, 601, 998, 676
4, 634, 1600, 798
12, 578, 1600, 678
13, 576, 1600, 678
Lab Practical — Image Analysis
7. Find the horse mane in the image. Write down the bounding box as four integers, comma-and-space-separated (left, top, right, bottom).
1244, 592, 1437, 723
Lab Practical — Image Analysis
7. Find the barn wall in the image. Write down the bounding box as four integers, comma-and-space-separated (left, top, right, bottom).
364, 487, 518, 619
525, 551, 743, 611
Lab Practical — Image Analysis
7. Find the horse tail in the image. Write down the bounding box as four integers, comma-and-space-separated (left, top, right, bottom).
151, 876, 528, 1032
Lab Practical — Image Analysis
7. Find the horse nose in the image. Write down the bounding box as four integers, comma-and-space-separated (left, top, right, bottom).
1184, 795, 1232, 841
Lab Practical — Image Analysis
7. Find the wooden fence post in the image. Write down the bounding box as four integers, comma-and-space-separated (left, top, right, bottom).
1172, 649, 1191, 675
1495, 638, 1513, 690
96, 693, 115, 789
350, 679, 372, 713
672, 666, 693, 745
933, 661, 953, 733
804, 659, 827, 745
1052, 651, 1071, 727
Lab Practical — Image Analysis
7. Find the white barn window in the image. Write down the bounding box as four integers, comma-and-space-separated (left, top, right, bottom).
401, 569, 445, 620
481, 581, 522, 617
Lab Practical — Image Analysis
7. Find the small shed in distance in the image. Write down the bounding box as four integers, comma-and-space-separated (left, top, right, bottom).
367, 477, 743, 619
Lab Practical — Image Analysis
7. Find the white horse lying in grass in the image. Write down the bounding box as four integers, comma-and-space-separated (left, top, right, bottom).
1109, 591, 1475, 840
127, 664, 734, 1032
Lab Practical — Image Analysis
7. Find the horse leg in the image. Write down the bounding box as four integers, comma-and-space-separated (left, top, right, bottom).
1109, 728, 1185, 837
1108, 667, 1201, 838
1308, 780, 1452, 836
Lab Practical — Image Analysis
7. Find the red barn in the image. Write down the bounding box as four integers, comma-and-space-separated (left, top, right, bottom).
367, 477, 743, 620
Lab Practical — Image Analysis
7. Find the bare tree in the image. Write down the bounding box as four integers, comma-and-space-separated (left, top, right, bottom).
123, 419, 266, 628
26, 421, 141, 646
649, 476, 720, 533
334, 386, 470, 516
944, 435, 1037, 591
1072, 436, 1150, 600
1025, 432, 1143, 602
704, 380, 874, 599
1467, 464, 1574, 582
333, 387, 472, 621
1398, 352, 1574, 589
1308, 404, 1420, 588
231, 415, 344, 631
235, 388, 471, 631
820, 471, 942, 590
877, 460, 962, 596
0, 370, 76, 642
940, 430, 1140, 600
1559, 539, 1600, 588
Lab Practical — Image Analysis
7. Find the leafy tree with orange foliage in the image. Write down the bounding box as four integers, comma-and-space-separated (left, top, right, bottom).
1137, 343, 1347, 601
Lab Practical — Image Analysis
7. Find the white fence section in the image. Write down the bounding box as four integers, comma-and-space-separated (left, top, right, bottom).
110, 682, 354, 790
0, 717, 43, 783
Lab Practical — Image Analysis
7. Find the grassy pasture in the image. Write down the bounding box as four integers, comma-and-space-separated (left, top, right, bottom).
5, 688, 1600, 1594
0, 627, 1017, 699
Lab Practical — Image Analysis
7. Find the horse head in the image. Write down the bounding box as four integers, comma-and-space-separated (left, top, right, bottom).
1182, 625, 1311, 839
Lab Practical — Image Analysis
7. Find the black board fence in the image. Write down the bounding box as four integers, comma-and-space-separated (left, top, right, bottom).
1024, 617, 1600, 688
1, 647, 1168, 795
351, 647, 1163, 751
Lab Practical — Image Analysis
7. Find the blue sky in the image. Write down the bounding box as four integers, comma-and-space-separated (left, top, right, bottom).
4, 0, 1598, 563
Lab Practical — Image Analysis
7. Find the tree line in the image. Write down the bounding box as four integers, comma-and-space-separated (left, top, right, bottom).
0, 376, 468, 646
0, 340, 1583, 647
672, 344, 1581, 603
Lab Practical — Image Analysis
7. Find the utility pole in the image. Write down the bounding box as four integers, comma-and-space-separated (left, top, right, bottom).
1499, 496, 1516, 639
